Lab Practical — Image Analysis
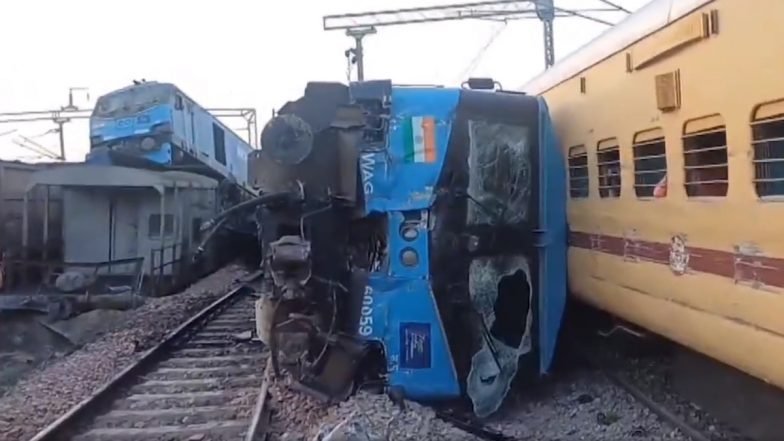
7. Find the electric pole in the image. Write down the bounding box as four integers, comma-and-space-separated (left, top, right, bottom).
346, 27, 377, 81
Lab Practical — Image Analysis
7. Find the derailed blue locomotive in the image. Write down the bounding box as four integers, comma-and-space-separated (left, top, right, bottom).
249, 80, 567, 417
87, 81, 253, 191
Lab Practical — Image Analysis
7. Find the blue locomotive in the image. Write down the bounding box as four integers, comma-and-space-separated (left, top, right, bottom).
87, 81, 253, 190
247, 80, 567, 417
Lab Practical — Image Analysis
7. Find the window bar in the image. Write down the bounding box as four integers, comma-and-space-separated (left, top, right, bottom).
633, 153, 667, 161
684, 163, 729, 170
683, 145, 727, 154
684, 179, 729, 185
632, 138, 665, 147
751, 136, 784, 144
634, 168, 668, 175
751, 116, 784, 126
682, 128, 727, 138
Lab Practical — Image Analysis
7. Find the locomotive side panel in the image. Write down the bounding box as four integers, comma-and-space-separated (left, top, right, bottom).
524, 0, 784, 388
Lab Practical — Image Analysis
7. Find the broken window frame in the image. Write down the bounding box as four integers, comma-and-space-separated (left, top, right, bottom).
466, 119, 532, 225
568, 145, 589, 199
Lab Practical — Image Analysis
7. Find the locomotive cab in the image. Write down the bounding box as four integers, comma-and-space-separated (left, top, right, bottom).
249, 80, 567, 417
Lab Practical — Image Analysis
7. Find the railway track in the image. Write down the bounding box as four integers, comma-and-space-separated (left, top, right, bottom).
435, 409, 519, 441
575, 342, 714, 441
29, 278, 271, 441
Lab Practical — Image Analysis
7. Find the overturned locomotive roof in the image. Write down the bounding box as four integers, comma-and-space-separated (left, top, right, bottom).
521, 0, 714, 94
26, 164, 218, 192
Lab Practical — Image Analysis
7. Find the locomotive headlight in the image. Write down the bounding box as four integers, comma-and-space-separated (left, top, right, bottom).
140, 137, 157, 151
400, 224, 419, 241
400, 248, 419, 267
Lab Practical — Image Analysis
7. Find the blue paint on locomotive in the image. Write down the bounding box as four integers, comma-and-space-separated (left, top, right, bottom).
89, 104, 174, 165
90, 104, 172, 143
87, 82, 252, 189
359, 87, 462, 400
363, 274, 461, 399
361, 88, 460, 213
536, 97, 568, 374
355, 83, 567, 404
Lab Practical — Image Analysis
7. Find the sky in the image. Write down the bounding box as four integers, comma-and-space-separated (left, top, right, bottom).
0, 0, 651, 162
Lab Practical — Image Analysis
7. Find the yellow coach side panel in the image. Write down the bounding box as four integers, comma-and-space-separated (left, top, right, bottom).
530, 0, 784, 388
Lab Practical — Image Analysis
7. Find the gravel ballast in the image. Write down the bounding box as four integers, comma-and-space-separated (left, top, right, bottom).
0, 264, 248, 441
488, 369, 688, 440
268, 373, 481, 441
591, 336, 752, 441
266, 365, 689, 441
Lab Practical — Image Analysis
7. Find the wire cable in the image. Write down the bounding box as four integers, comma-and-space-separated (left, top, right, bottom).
454, 21, 508, 83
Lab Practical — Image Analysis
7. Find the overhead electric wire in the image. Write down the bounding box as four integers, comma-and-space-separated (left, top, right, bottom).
455, 21, 509, 83
11, 138, 60, 160
596, 0, 631, 14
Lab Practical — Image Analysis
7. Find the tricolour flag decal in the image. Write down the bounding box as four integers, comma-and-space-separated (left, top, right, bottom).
403, 116, 436, 163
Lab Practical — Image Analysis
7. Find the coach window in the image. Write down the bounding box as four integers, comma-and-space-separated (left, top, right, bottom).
149, 214, 174, 238
752, 99, 784, 197
683, 114, 728, 197
568, 145, 589, 198
633, 128, 667, 198
596, 138, 621, 198
212, 123, 227, 165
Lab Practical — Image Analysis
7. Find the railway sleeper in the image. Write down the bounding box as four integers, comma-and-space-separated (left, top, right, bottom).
193, 330, 253, 339
92, 406, 246, 429
207, 319, 255, 327
71, 420, 250, 441
215, 313, 256, 320
184, 338, 243, 347
201, 325, 254, 333
114, 389, 259, 410
147, 366, 260, 380
172, 347, 260, 358
160, 354, 265, 369
130, 375, 261, 394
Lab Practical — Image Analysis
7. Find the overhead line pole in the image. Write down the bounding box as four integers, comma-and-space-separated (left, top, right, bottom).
323, 0, 630, 79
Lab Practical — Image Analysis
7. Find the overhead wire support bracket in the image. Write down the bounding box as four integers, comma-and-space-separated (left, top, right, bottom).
323, 0, 630, 75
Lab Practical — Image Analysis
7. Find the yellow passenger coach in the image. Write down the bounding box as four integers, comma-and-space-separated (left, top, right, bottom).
522, 0, 784, 389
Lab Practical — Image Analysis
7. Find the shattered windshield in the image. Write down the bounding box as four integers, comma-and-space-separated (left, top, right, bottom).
467, 120, 532, 225
93, 84, 172, 119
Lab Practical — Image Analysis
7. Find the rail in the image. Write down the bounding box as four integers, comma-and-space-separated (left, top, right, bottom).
571, 340, 713, 441
29, 278, 260, 441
